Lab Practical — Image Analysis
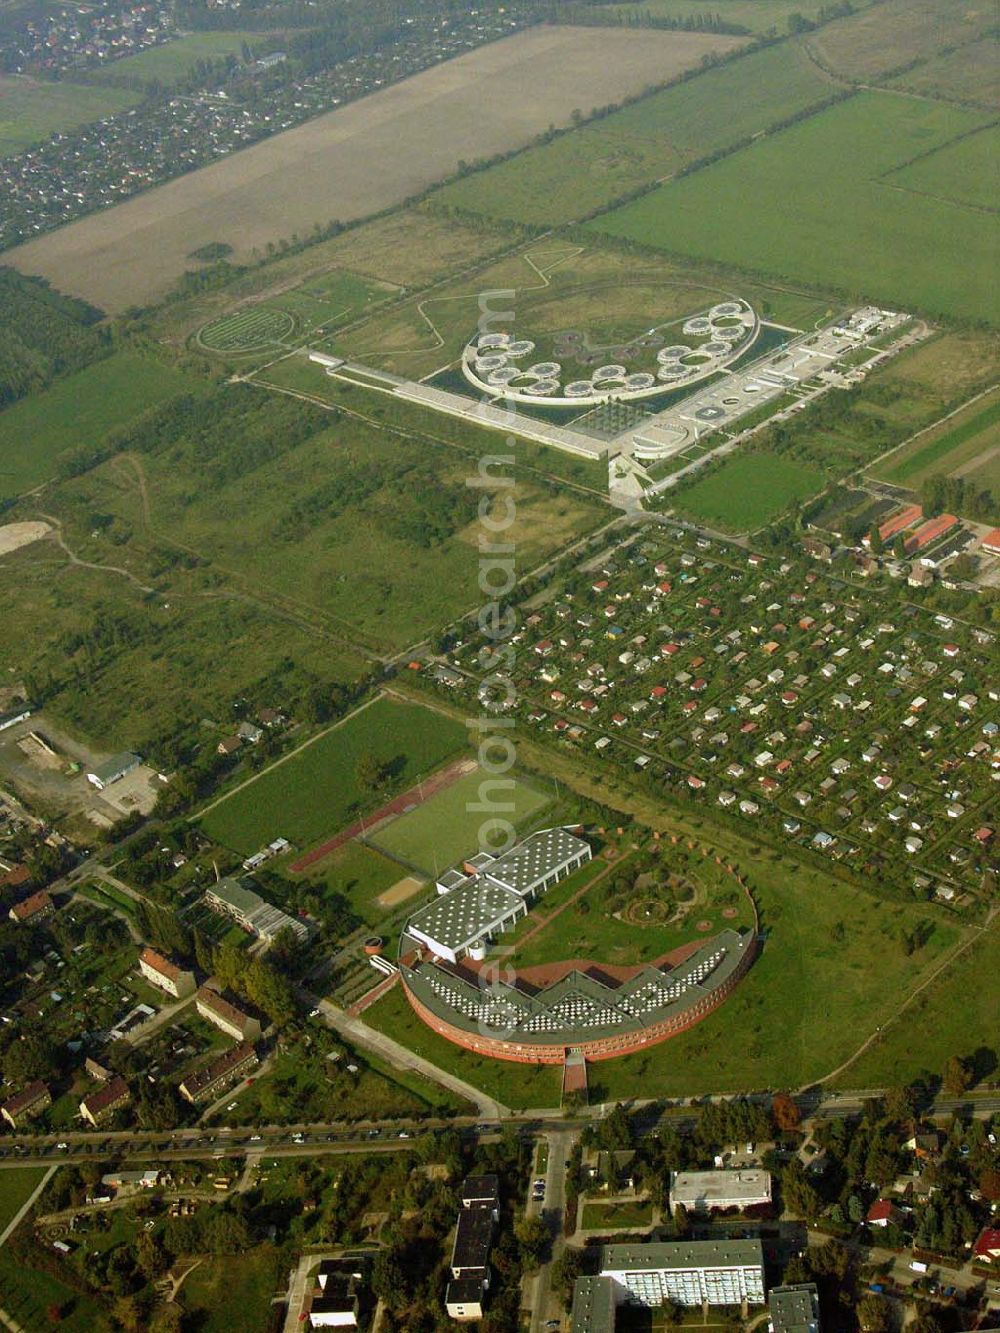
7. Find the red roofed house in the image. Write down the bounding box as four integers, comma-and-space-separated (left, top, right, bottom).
8, 890, 54, 925
866, 503, 922, 548
973, 1228, 1000, 1262
905, 513, 957, 555
982, 528, 1000, 557
867, 1200, 900, 1228
138, 947, 196, 1000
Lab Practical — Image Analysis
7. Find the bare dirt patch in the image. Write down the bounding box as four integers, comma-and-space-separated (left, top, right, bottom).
377, 875, 426, 909
0, 521, 52, 556
5, 26, 743, 312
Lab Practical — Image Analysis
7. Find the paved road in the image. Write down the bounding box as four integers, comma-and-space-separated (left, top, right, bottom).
529, 1129, 576, 1333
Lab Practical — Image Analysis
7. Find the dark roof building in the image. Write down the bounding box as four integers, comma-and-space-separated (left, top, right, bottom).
1, 1080, 51, 1128
571, 1276, 617, 1333
450, 1207, 494, 1280
179, 1041, 258, 1104
80, 1075, 131, 1126
769, 1283, 821, 1332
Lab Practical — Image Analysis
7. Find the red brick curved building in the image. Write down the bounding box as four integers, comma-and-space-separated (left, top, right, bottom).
399, 927, 758, 1065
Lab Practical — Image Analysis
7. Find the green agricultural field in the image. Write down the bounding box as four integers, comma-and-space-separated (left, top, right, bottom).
669, 453, 824, 530
889, 125, 1000, 214
590, 93, 1000, 325
431, 42, 833, 228
363, 983, 564, 1109
0, 76, 141, 156
807, 0, 997, 82
0, 1167, 48, 1235
0, 352, 191, 498
834, 921, 1000, 1090
875, 393, 1000, 488
889, 35, 1000, 109
200, 696, 469, 855
369, 769, 555, 874
90, 31, 267, 85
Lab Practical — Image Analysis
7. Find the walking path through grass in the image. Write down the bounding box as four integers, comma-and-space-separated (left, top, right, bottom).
0, 1166, 55, 1247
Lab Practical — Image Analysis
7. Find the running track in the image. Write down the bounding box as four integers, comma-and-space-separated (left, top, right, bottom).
289, 757, 476, 872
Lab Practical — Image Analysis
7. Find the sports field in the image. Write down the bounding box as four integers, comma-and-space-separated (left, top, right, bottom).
0, 75, 140, 156
670, 453, 824, 531
432, 42, 827, 228
4, 26, 742, 312
874, 393, 1000, 488
295, 839, 419, 928
0, 352, 191, 499
590, 93, 999, 325
90, 31, 264, 85
199, 697, 469, 855
369, 769, 554, 875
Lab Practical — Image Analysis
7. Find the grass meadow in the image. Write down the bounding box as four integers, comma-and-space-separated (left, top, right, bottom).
431, 42, 833, 228
68, 400, 605, 650
591, 93, 999, 324
0, 352, 191, 499
0, 1167, 48, 1235
0, 76, 140, 156
670, 453, 825, 531
0, 548, 364, 754
369, 769, 555, 874
837, 920, 1000, 1090
363, 982, 565, 1109
590, 864, 964, 1101
178, 1245, 280, 1333
581, 1200, 654, 1230
199, 696, 469, 855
